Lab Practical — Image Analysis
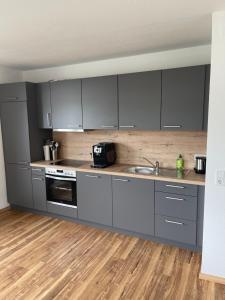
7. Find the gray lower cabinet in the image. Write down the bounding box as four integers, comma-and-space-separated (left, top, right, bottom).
155, 215, 196, 245
6, 164, 33, 208
50, 79, 82, 130
36, 82, 52, 129
32, 174, 47, 211
155, 192, 197, 221
82, 76, 118, 129
77, 172, 112, 226
118, 71, 161, 130
47, 202, 78, 218
0, 101, 31, 164
161, 66, 206, 131
112, 176, 155, 235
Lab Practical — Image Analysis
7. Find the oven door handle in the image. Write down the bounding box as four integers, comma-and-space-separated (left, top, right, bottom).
45, 175, 77, 182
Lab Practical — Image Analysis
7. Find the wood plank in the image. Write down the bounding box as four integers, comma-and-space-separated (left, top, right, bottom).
0, 209, 224, 299
53, 130, 207, 169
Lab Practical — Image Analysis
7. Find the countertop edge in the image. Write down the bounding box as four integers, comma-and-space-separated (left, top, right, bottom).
30, 161, 205, 186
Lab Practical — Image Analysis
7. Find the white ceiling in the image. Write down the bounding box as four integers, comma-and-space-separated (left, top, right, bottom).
0, 0, 224, 70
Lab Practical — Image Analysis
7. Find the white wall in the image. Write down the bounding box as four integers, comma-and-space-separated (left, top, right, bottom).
201, 11, 225, 279
0, 66, 22, 209
22, 45, 211, 82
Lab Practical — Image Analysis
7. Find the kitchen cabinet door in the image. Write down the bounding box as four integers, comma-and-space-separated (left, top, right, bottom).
82, 76, 118, 129
32, 175, 47, 211
6, 164, 33, 208
0, 101, 31, 164
203, 65, 210, 131
36, 82, 52, 129
0, 82, 28, 101
112, 176, 155, 235
77, 172, 112, 226
118, 71, 161, 130
161, 66, 205, 131
51, 79, 82, 130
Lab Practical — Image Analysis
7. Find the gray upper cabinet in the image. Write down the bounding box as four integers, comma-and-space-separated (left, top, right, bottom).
36, 82, 52, 129
0, 82, 33, 101
112, 176, 155, 235
118, 71, 161, 130
82, 76, 118, 129
0, 101, 31, 165
203, 65, 210, 131
77, 172, 112, 226
51, 79, 82, 130
161, 66, 206, 131
6, 164, 33, 208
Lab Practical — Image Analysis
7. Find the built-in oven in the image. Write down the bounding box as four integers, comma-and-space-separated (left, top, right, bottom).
45, 168, 77, 207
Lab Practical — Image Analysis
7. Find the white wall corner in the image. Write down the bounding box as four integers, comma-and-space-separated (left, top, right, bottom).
201, 11, 225, 280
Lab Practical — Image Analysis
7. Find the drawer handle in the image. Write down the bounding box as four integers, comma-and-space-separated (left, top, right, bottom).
85, 174, 100, 178
163, 125, 182, 128
19, 167, 30, 170
5, 97, 18, 100
165, 184, 185, 189
32, 177, 44, 181
119, 125, 136, 128
113, 178, 129, 182
165, 219, 184, 226
33, 168, 42, 172
165, 196, 184, 201
101, 125, 117, 128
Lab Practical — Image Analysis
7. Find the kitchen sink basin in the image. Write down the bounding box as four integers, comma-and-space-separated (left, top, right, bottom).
125, 166, 156, 175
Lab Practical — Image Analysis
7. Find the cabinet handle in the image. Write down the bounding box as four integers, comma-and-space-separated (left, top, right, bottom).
47, 112, 52, 127
32, 168, 42, 172
101, 125, 117, 128
18, 161, 29, 164
85, 174, 100, 178
163, 125, 182, 128
19, 167, 30, 170
32, 177, 44, 181
119, 125, 136, 128
5, 97, 18, 100
113, 178, 129, 182
165, 219, 184, 226
165, 196, 184, 201
165, 184, 185, 189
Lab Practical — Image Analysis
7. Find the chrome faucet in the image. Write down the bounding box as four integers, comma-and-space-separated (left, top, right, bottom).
142, 157, 160, 175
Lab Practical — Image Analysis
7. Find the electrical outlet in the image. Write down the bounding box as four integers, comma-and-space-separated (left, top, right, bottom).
215, 170, 225, 186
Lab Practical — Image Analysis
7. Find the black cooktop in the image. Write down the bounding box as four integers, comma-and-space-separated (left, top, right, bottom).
50, 159, 86, 167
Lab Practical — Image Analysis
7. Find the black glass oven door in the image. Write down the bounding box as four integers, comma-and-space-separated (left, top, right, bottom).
46, 175, 77, 206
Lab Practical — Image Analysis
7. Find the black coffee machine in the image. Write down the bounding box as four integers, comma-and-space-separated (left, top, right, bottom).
92, 142, 116, 168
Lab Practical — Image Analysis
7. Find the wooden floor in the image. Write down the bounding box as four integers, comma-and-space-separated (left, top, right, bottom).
0, 209, 224, 300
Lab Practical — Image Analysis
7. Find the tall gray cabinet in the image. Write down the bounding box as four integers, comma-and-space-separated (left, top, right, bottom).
118, 71, 161, 130
0, 82, 52, 208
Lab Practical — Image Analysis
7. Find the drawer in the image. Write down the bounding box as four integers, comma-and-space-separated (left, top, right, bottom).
155, 192, 197, 221
155, 215, 196, 245
155, 181, 197, 196
47, 202, 77, 218
32, 167, 45, 176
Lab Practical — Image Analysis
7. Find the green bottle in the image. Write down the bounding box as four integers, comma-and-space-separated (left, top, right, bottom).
176, 154, 184, 170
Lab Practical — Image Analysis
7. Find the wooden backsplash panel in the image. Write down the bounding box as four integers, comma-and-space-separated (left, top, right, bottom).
54, 131, 207, 169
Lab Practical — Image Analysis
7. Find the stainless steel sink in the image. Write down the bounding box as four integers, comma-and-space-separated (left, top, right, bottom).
125, 166, 156, 175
